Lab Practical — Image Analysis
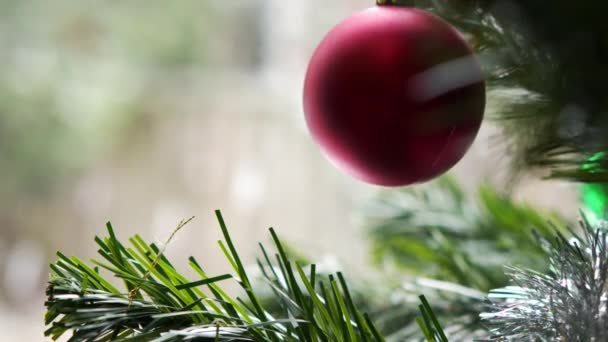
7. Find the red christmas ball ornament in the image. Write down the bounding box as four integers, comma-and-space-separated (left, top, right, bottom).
303, 2, 485, 186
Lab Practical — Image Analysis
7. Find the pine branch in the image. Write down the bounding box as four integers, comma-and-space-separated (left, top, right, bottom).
361, 177, 565, 291
45, 210, 385, 341
358, 176, 568, 340
482, 216, 608, 340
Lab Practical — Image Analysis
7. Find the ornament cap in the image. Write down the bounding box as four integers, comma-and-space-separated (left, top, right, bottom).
376, 0, 400, 5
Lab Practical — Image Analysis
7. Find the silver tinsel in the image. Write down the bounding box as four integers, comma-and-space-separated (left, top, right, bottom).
482, 217, 608, 341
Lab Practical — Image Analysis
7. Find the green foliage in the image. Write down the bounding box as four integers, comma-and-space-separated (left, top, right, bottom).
361, 277, 487, 341
359, 176, 568, 340
44, 179, 577, 341
416, 295, 448, 342
45, 210, 384, 341
363, 177, 565, 292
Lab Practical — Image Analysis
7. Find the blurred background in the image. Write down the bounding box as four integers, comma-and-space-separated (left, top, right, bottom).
0, 1, 578, 340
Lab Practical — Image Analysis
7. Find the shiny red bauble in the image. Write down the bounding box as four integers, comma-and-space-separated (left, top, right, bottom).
303, 5, 485, 186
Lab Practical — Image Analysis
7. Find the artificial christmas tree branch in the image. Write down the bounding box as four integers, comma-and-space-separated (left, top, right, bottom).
359, 176, 568, 340
361, 177, 566, 290
45, 210, 385, 341
45, 177, 599, 341
359, 177, 608, 340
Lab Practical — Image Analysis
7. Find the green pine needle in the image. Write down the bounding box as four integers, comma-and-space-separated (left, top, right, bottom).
417, 296, 448, 342
358, 176, 568, 340
44, 210, 384, 341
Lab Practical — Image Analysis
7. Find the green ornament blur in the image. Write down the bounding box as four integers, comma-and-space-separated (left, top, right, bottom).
580, 152, 608, 226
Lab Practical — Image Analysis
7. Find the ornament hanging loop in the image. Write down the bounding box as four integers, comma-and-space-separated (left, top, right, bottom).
376, 0, 399, 5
